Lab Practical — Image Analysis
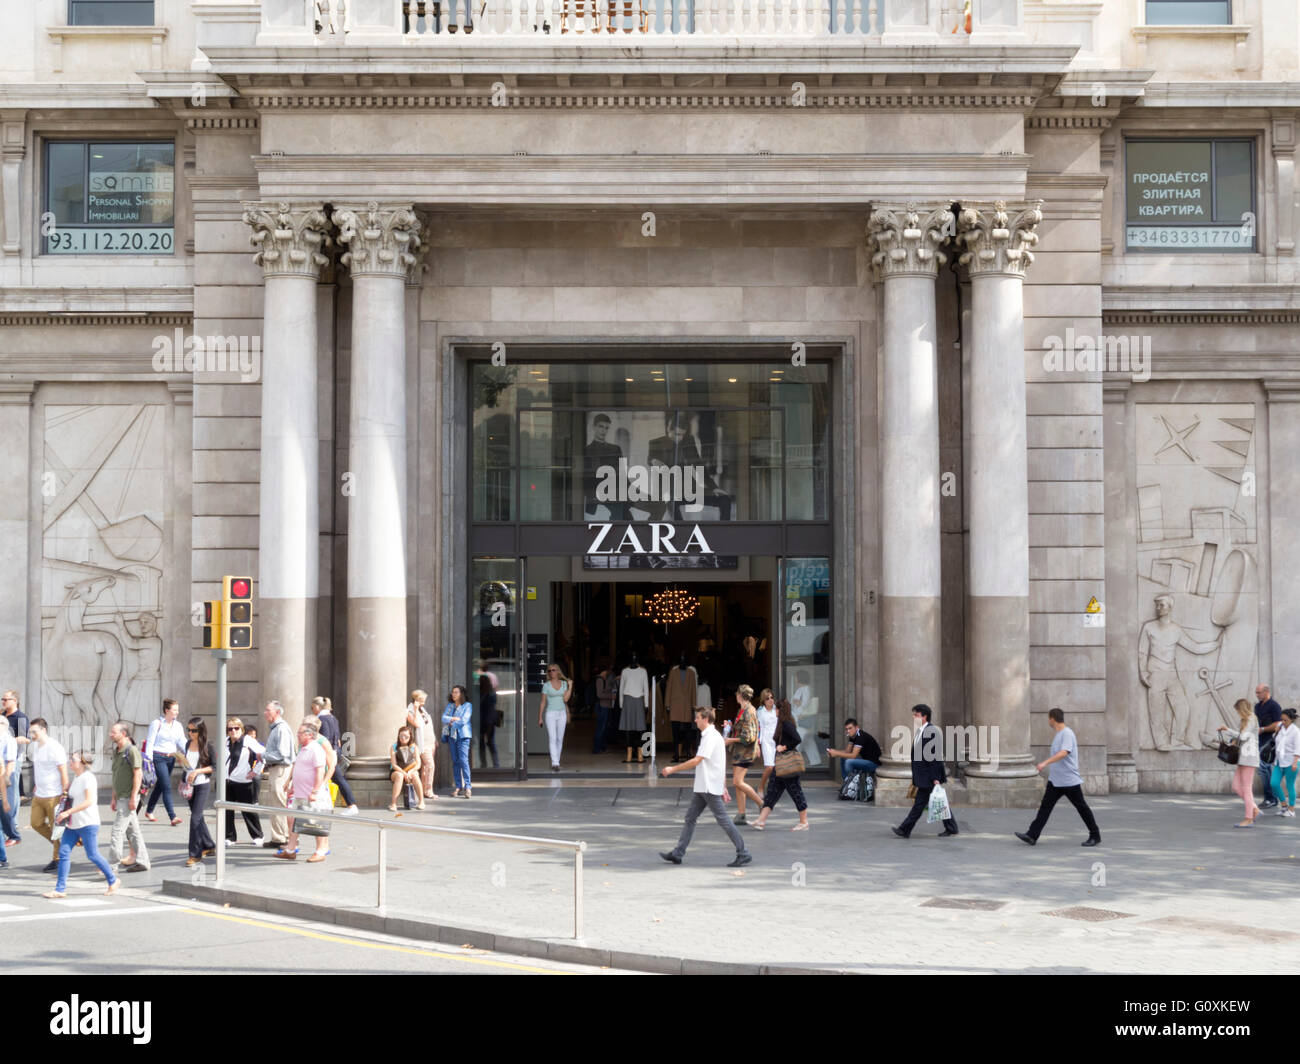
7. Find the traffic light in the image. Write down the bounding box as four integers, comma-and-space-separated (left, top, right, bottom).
222, 575, 253, 649
201, 600, 222, 649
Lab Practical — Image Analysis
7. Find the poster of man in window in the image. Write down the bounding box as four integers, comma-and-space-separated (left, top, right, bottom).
582, 410, 737, 569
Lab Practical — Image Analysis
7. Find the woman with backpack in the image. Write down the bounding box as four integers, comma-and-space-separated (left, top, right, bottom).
754, 699, 810, 831
724, 685, 764, 826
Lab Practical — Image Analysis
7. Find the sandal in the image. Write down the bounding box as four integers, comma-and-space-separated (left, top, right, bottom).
753, 822, 766, 831
105, 880, 120, 895
143, 813, 157, 822
170, 818, 184, 827
791, 822, 810, 831
306, 853, 328, 863
417, 802, 426, 811
387, 804, 398, 812
42, 890, 66, 899
274, 848, 299, 859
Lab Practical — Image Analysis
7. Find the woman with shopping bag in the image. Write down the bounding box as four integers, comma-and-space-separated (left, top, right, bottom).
753, 699, 810, 831
891, 704, 958, 839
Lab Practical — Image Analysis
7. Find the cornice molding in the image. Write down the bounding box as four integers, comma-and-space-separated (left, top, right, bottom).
1104, 310, 1300, 326
0, 312, 191, 327
1103, 284, 1300, 315
186, 115, 260, 130
242, 89, 1043, 112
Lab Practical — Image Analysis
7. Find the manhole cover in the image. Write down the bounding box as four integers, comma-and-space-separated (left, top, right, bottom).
921, 897, 1006, 911
1042, 906, 1135, 922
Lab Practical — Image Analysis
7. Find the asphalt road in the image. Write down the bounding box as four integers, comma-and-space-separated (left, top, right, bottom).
0, 865, 623, 976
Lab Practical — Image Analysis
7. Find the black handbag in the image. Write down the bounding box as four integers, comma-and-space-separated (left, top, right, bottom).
1217, 738, 1240, 765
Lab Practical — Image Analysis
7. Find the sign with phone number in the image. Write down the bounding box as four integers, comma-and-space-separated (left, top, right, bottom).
1126, 225, 1253, 250
45, 227, 174, 255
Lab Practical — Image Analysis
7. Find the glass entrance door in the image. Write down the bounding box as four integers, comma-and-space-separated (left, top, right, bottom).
470, 556, 522, 774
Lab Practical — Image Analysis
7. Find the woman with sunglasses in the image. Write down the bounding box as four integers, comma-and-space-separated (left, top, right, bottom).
181, 717, 216, 867
42, 750, 118, 899
537, 664, 572, 773
224, 717, 264, 845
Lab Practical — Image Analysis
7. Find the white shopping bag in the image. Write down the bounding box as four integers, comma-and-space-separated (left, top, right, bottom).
925, 783, 952, 823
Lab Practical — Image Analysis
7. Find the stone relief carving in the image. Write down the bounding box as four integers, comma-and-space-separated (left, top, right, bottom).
41, 404, 166, 748
1135, 403, 1258, 752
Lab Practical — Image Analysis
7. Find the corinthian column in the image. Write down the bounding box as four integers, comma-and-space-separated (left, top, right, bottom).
332, 202, 422, 773
956, 200, 1043, 805
243, 202, 330, 725
867, 203, 951, 801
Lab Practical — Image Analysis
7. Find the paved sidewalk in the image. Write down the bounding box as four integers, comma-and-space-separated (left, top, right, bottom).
147, 785, 1298, 973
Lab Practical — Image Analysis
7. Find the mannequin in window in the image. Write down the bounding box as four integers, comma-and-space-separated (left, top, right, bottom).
666, 653, 699, 763
618, 652, 650, 764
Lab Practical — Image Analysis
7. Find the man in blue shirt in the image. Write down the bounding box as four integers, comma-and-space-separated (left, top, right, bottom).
1016, 707, 1100, 847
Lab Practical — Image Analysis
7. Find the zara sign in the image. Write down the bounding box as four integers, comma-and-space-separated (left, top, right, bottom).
586, 522, 714, 556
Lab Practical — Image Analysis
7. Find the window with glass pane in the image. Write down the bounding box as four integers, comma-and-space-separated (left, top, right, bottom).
43, 140, 174, 255
471, 557, 519, 771
69, 0, 154, 25
472, 359, 830, 522
1125, 139, 1255, 252
1145, 0, 1230, 25
783, 557, 831, 769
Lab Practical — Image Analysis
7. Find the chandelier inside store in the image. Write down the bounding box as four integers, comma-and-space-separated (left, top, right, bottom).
642, 587, 699, 625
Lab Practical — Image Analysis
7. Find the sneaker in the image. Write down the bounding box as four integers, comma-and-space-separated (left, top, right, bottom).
1287, 809, 1297, 818
42, 860, 59, 873
1275, 807, 1289, 816
4, 838, 18, 847
1015, 832, 1037, 846
733, 814, 747, 826
659, 851, 682, 864
340, 806, 359, 817
0, 863, 9, 872
727, 853, 753, 868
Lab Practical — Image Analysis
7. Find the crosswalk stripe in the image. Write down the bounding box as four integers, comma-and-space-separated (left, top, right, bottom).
0, 906, 163, 924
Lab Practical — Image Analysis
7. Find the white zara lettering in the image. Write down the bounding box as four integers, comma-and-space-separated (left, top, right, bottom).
594, 459, 704, 512
586, 523, 714, 556
49, 995, 152, 1045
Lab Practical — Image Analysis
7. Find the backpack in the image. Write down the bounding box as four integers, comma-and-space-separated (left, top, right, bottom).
138, 746, 157, 792
839, 770, 875, 803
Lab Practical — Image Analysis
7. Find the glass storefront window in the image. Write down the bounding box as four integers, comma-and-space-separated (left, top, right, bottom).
783, 556, 831, 769
471, 358, 831, 523
471, 557, 520, 771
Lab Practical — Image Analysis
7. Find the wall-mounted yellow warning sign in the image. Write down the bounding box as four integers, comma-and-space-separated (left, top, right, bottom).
1085, 596, 1102, 614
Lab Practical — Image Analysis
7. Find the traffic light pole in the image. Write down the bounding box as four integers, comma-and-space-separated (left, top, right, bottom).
213, 648, 231, 886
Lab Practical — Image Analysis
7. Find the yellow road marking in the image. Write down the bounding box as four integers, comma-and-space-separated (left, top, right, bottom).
179, 907, 570, 974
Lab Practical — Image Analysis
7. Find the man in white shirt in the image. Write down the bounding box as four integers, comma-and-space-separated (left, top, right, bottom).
659, 707, 751, 867
18, 718, 69, 872
0, 722, 15, 870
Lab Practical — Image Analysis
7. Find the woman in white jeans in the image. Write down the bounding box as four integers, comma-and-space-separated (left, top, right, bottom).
538, 664, 572, 772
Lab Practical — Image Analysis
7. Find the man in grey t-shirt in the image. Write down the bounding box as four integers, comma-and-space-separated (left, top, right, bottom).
1015, 707, 1100, 847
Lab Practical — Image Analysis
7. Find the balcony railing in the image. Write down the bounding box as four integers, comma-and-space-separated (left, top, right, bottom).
253, 0, 1026, 42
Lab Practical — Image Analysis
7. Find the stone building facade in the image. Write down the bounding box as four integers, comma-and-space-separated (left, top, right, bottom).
2, 0, 1297, 801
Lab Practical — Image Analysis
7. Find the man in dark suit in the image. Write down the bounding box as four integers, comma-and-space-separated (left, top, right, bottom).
647, 411, 733, 521
584, 413, 626, 519
892, 704, 959, 838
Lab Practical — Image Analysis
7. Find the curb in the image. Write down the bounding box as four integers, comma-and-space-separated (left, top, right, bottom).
159, 878, 841, 975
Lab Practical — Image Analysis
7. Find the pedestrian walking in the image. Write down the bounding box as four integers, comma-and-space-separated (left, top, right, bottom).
107, 721, 150, 873
756, 688, 778, 794
42, 751, 118, 899
312, 697, 360, 813
1219, 698, 1262, 827
2, 690, 26, 837
443, 685, 474, 798
181, 717, 216, 867
143, 698, 186, 826
388, 725, 423, 812
1272, 709, 1300, 817
754, 698, 810, 831
261, 701, 296, 848
0, 714, 16, 864
223, 717, 264, 845
592, 664, 615, 756
538, 664, 572, 772
1255, 684, 1283, 809
406, 690, 438, 800
892, 704, 959, 839
659, 707, 752, 867
1014, 707, 1100, 847
279, 720, 330, 863
724, 685, 764, 826
17, 718, 68, 872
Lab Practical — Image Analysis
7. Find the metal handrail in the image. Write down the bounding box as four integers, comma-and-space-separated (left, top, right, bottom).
212, 799, 587, 938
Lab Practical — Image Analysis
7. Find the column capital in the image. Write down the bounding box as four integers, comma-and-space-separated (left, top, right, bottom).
331, 201, 422, 279
866, 202, 953, 280
242, 201, 331, 279
405, 210, 431, 287
956, 200, 1043, 278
